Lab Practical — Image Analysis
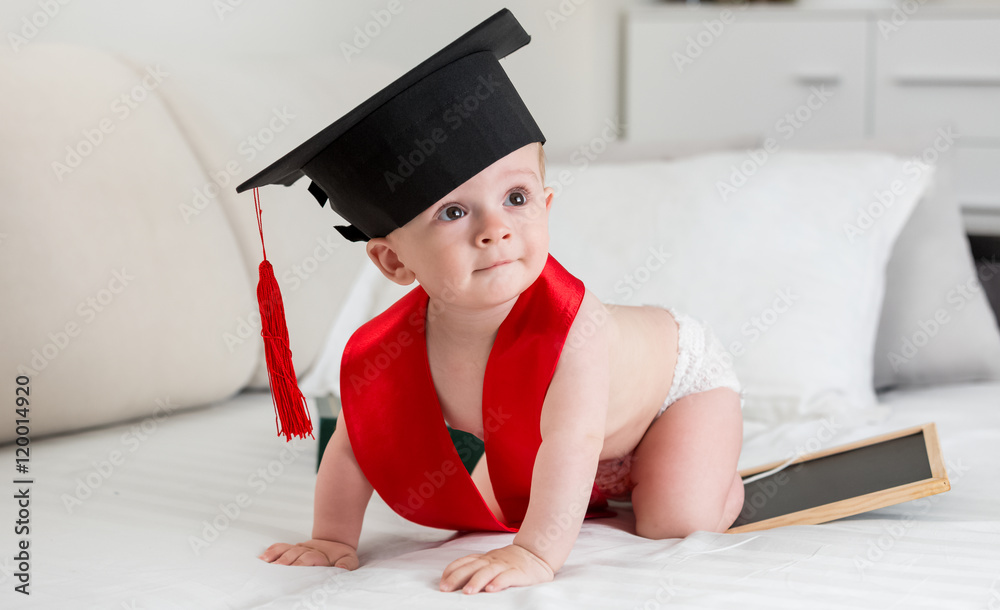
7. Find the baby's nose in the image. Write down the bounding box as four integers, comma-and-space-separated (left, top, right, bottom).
477, 213, 511, 245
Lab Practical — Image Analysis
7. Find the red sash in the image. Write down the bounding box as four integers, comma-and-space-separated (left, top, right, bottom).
340, 254, 612, 531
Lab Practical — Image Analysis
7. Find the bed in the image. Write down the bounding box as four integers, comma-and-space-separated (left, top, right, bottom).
8, 381, 999, 609
7, 148, 1000, 609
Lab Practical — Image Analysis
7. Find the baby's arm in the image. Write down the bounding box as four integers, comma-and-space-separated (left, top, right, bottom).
259, 406, 374, 568
440, 293, 610, 593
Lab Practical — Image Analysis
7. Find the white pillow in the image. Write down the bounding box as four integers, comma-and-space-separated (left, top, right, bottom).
546, 150, 931, 422
874, 156, 1000, 390
776, 136, 1000, 391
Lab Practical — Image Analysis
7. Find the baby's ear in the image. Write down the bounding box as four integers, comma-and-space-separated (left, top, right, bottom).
543, 186, 555, 211
366, 238, 416, 286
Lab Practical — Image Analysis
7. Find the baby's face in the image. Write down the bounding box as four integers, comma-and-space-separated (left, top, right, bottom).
369, 142, 552, 310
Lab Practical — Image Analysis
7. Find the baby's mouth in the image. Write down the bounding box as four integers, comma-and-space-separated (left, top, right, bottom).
478, 259, 513, 272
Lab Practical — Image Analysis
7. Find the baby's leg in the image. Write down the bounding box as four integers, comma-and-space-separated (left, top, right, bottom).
629, 387, 743, 539
470, 453, 506, 524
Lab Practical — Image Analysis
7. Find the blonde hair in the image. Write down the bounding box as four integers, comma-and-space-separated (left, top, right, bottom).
537, 142, 546, 184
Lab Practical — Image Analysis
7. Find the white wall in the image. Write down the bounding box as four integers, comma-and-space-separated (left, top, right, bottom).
0, 0, 658, 160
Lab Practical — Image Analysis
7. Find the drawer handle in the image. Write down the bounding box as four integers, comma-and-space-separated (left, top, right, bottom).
893, 73, 1000, 87
792, 72, 842, 86
962, 202, 1000, 214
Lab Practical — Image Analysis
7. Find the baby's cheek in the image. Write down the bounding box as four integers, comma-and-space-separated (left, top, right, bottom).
533, 228, 550, 256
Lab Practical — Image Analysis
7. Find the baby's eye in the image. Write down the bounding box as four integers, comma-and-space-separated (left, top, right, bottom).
505, 191, 527, 207
436, 205, 466, 222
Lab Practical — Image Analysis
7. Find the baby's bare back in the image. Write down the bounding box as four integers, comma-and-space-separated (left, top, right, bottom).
600, 300, 679, 460
428, 292, 678, 460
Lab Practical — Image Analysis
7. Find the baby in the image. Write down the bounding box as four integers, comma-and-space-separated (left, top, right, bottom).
239, 9, 743, 596
258, 140, 745, 593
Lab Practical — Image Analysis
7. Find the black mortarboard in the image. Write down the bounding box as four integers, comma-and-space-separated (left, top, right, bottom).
235, 8, 545, 242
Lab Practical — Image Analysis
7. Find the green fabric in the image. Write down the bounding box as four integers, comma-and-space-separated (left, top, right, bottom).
315, 394, 485, 474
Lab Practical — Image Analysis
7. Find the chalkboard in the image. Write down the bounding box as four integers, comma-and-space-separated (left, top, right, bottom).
728, 423, 950, 533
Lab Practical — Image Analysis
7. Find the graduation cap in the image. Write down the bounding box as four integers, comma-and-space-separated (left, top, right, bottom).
237, 8, 544, 441
236, 7, 545, 242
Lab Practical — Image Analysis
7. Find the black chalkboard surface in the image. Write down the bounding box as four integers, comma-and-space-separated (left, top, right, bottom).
728, 423, 950, 533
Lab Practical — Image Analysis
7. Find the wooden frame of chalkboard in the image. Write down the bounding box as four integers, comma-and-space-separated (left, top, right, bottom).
727, 423, 950, 533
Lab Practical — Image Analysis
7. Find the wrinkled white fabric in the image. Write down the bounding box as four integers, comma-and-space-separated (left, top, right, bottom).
661, 307, 744, 413
8, 383, 1000, 609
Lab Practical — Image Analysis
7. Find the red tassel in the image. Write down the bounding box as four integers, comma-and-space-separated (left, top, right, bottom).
253, 189, 313, 441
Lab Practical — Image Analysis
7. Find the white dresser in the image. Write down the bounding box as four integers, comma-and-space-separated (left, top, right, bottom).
624, 3, 1000, 235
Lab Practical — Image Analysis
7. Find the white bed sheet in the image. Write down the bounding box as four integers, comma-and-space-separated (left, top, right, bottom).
4, 382, 999, 609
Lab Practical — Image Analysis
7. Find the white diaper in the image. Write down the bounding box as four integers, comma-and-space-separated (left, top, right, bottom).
658, 307, 744, 416
592, 307, 743, 502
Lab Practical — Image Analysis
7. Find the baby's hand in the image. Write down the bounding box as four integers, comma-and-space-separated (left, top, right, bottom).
439, 543, 554, 594
258, 539, 359, 569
